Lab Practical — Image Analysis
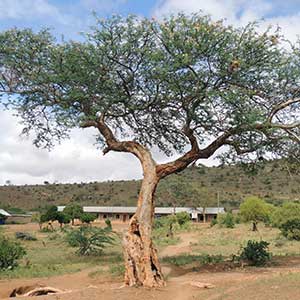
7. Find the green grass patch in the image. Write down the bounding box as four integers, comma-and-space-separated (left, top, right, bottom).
162, 254, 224, 266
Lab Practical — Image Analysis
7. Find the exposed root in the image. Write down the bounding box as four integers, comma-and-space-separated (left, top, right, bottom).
10, 285, 67, 297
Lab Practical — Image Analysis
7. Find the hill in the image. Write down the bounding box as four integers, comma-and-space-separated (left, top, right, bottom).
0, 160, 299, 212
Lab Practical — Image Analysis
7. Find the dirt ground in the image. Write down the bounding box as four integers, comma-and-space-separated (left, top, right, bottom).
2, 223, 300, 300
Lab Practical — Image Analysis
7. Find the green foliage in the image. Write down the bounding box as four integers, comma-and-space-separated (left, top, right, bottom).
271, 202, 300, 228
0, 236, 26, 270
175, 212, 190, 227
210, 218, 218, 227
80, 213, 97, 224
239, 240, 271, 266
41, 205, 58, 222
0, 14, 298, 162
56, 212, 71, 227
65, 226, 114, 256
105, 218, 112, 230
63, 204, 83, 224
240, 196, 273, 228
218, 213, 235, 228
280, 219, 300, 240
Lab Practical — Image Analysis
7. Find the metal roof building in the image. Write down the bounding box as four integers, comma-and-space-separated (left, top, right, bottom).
57, 206, 225, 222
0, 209, 11, 217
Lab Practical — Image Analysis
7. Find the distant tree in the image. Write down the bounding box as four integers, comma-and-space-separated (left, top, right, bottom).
271, 202, 300, 228
56, 212, 71, 228
80, 213, 97, 225
240, 196, 273, 231
1, 14, 299, 287
63, 204, 83, 225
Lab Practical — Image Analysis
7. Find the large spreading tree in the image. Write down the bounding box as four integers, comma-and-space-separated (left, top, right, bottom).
0, 14, 299, 287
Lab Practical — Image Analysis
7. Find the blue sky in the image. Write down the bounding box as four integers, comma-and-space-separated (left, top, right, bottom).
1, 0, 300, 41
1, 0, 300, 185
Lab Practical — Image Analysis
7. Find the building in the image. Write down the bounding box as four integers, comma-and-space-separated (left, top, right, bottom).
57, 206, 225, 223
0, 209, 11, 225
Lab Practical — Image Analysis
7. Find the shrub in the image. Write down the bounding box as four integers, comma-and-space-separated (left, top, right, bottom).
280, 219, 300, 240
176, 212, 190, 227
80, 213, 97, 224
105, 218, 112, 230
218, 213, 235, 228
0, 236, 26, 270
239, 240, 271, 266
66, 226, 114, 256
15, 232, 37, 241
210, 218, 218, 227
271, 202, 300, 228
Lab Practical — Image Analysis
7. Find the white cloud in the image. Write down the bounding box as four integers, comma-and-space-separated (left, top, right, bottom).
153, 0, 300, 42
0, 111, 143, 185
0, 0, 72, 25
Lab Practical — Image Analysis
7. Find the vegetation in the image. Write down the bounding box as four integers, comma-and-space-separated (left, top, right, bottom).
66, 226, 115, 256
218, 213, 235, 228
239, 240, 271, 266
80, 213, 97, 224
0, 236, 26, 270
279, 219, 300, 240
0, 160, 299, 212
271, 202, 300, 228
239, 196, 273, 231
63, 204, 83, 225
162, 254, 224, 266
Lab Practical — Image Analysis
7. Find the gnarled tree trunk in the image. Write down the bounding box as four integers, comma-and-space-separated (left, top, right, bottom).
122, 153, 165, 287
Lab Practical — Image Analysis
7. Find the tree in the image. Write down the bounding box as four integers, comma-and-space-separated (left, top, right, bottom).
63, 204, 83, 225
80, 212, 97, 225
271, 202, 300, 227
1, 14, 299, 287
56, 212, 71, 228
239, 196, 273, 231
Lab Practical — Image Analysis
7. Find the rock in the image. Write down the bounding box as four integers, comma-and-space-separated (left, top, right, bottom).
189, 281, 215, 289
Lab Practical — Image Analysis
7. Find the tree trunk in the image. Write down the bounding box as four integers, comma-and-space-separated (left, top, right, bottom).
122, 156, 165, 287
252, 222, 258, 231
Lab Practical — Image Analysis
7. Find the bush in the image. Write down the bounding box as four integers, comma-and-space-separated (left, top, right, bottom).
176, 212, 190, 227
15, 232, 37, 241
280, 219, 300, 240
210, 218, 218, 227
105, 218, 112, 230
218, 213, 235, 228
239, 240, 271, 266
80, 213, 97, 224
0, 236, 26, 270
66, 226, 114, 256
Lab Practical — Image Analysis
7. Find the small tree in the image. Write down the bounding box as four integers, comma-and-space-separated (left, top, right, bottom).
66, 226, 114, 256
271, 202, 300, 228
63, 204, 83, 225
80, 213, 97, 225
239, 197, 272, 231
0, 236, 26, 270
56, 212, 71, 228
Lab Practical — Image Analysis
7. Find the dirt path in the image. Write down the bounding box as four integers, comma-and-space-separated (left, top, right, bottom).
160, 231, 199, 257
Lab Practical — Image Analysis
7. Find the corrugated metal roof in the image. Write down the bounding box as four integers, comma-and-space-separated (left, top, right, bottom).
57, 206, 225, 215
0, 209, 11, 217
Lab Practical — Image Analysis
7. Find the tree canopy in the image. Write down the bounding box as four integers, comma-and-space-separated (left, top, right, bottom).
0, 14, 299, 170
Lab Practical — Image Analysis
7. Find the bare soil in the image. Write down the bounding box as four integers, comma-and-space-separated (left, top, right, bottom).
2, 223, 300, 299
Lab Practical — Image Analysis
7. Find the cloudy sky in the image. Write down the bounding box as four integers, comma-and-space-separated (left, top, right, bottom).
0, 0, 300, 185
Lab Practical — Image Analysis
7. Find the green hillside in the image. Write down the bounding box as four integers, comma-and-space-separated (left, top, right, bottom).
0, 160, 299, 212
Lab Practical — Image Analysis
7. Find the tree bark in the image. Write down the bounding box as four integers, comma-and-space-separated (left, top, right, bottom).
252, 222, 258, 231
122, 155, 165, 287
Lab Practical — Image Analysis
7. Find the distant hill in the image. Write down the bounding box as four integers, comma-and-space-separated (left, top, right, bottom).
0, 160, 299, 212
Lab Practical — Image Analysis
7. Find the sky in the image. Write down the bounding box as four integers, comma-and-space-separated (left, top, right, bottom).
0, 0, 300, 185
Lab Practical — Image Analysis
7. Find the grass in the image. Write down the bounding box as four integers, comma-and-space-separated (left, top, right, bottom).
162, 254, 224, 266
191, 223, 300, 257
0, 227, 123, 279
